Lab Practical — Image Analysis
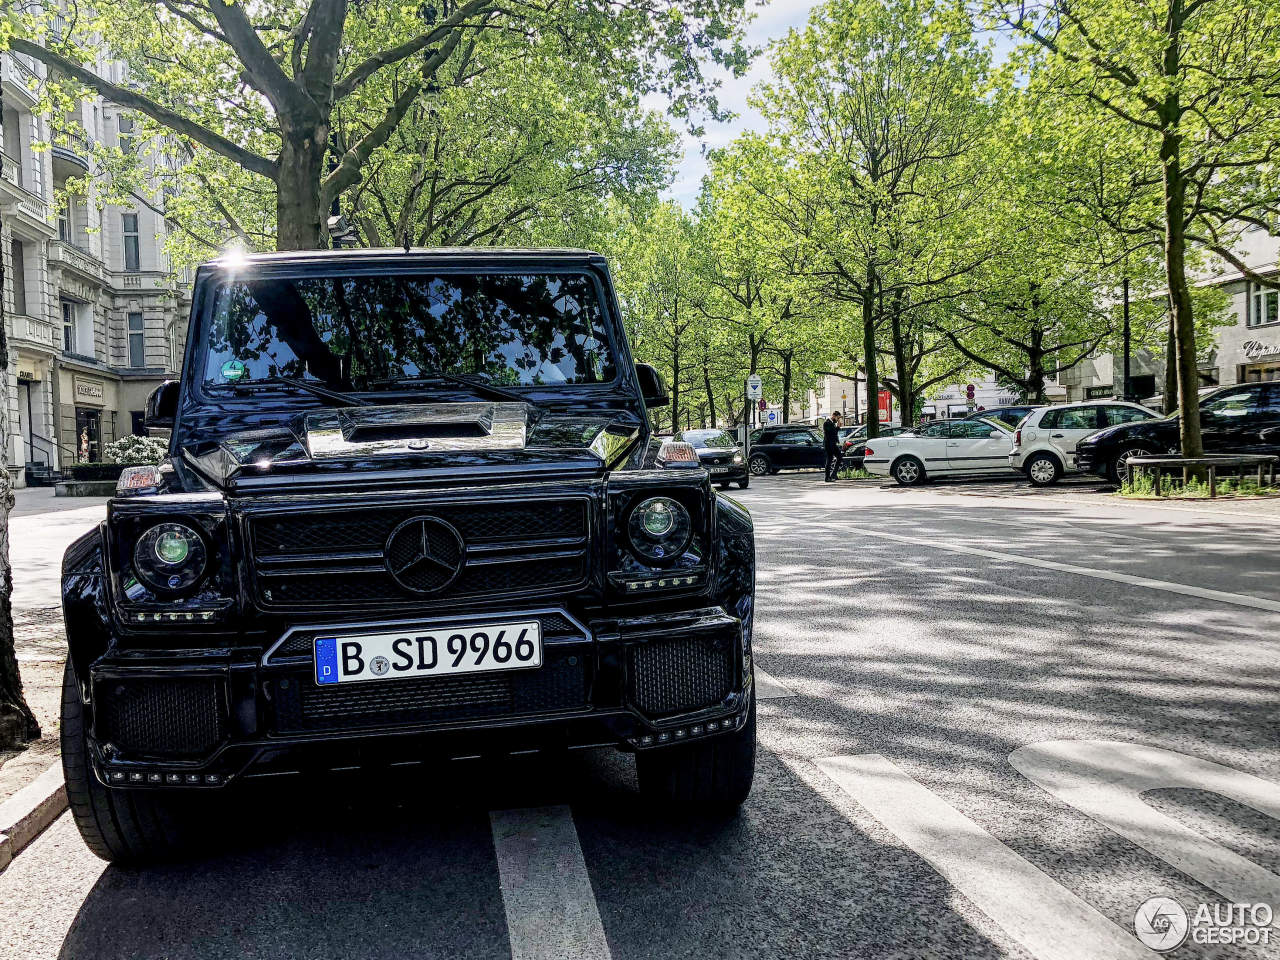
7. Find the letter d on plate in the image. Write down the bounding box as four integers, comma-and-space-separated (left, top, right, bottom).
315, 637, 339, 685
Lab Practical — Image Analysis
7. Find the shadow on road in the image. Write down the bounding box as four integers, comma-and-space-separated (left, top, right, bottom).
55, 746, 1014, 960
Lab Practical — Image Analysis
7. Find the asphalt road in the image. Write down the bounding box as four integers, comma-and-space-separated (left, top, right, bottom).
4, 473, 1280, 960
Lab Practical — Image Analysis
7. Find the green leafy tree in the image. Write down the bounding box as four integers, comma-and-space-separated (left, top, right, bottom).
4, 0, 752, 250
990, 0, 1280, 453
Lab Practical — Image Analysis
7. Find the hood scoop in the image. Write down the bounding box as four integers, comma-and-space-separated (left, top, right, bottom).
306, 403, 525, 458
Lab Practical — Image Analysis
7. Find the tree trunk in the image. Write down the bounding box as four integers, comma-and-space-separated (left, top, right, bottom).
276, 127, 329, 250
1026, 327, 1046, 402
0, 188, 41, 748
1159, 6, 1203, 458
703, 361, 716, 428
780, 350, 793, 423
889, 292, 913, 428
862, 265, 880, 438
1164, 314, 1179, 415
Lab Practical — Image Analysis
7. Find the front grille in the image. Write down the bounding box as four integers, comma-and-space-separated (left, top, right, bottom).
272, 651, 588, 733
628, 634, 735, 717
248, 496, 590, 609
267, 611, 586, 663
95, 677, 226, 758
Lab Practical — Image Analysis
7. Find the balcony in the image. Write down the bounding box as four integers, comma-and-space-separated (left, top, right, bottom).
1, 52, 41, 107
48, 240, 106, 285
9, 313, 58, 353
51, 138, 91, 180
114, 270, 181, 293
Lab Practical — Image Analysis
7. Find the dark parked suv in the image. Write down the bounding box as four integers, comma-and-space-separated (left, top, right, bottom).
676, 428, 749, 489
1076, 383, 1280, 481
60, 249, 758, 862
746, 426, 825, 475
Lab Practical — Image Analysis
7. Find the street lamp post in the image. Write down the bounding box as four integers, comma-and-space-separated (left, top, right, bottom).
1122, 276, 1132, 402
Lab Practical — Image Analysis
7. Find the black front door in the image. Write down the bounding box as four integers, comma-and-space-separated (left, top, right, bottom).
1197, 385, 1263, 454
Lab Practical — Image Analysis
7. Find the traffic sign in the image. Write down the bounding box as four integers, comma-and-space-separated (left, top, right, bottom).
766, 410, 778, 424
758, 398, 767, 412
746, 374, 763, 399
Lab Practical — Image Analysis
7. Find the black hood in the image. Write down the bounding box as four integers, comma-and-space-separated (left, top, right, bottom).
178, 402, 644, 493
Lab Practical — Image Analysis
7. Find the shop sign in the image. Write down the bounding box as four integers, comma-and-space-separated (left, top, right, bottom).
17, 367, 37, 381
1242, 339, 1280, 361
74, 377, 105, 404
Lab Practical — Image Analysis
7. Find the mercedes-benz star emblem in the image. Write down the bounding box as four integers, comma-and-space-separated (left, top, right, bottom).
384, 516, 465, 594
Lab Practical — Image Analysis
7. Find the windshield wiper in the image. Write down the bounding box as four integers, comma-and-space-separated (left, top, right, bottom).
226, 376, 371, 407
369, 372, 538, 408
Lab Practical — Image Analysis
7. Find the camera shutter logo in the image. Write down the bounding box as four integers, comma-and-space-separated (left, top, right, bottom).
1134, 897, 1190, 952
384, 516, 465, 594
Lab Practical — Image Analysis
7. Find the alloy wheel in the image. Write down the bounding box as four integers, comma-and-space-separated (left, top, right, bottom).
749, 455, 769, 476
894, 459, 920, 484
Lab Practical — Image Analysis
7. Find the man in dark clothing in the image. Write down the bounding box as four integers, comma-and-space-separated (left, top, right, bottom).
823, 411, 843, 482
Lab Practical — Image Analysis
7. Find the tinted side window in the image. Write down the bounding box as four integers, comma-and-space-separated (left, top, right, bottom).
1057, 407, 1101, 430
1202, 387, 1260, 418
951, 421, 996, 439
1260, 386, 1280, 416
1039, 409, 1060, 430
1104, 405, 1153, 426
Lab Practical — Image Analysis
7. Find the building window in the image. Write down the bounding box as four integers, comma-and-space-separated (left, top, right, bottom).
167, 323, 180, 373
118, 113, 134, 154
128, 312, 145, 367
10, 239, 27, 315
58, 199, 71, 243
130, 411, 146, 435
62, 299, 77, 353
1251, 282, 1279, 327
123, 212, 140, 271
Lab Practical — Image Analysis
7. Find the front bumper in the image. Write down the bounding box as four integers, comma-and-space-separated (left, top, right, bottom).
1075, 448, 1107, 476
83, 606, 752, 790
700, 461, 748, 482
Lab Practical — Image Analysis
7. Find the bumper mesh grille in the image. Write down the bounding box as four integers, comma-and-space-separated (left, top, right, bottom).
95, 677, 226, 758
628, 635, 735, 717
273, 653, 588, 733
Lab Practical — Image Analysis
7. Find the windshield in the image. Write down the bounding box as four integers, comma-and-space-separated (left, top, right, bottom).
200, 272, 617, 392
680, 430, 736, 448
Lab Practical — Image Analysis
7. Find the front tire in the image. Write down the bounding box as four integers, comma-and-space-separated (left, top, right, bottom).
748, 454, 770, 476
1025, 453, 1062, 487
1109, 446, 1153, 484
636, 685, 756, 814
892, 456, 926, 486
61, 659, 201, 863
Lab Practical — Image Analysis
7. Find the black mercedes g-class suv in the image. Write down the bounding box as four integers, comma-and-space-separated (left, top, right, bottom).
60, 248, 757, 862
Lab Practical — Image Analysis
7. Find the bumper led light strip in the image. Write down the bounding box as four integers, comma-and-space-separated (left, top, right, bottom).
106, 768, 224, 786
628, 711, 745, 749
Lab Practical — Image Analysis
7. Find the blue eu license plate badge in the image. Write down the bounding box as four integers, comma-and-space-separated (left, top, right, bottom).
314, 637, 339, 685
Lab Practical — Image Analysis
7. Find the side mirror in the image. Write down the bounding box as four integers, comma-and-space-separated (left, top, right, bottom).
144, 380, 180, 431
635, 363, 670, 408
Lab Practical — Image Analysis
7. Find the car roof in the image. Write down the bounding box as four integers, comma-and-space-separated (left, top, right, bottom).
201, 247, 608, 271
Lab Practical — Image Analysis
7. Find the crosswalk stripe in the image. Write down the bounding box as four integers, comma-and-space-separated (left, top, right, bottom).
490, 805, 612, 960
814, 754, 1151, 960
754, 667, 795, 699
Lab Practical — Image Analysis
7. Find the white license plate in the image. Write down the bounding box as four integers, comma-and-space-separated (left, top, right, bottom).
708, 466, 729, 473
314, 620, 542, 685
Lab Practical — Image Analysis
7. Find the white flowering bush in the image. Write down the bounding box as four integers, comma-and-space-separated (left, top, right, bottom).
102, 435, 169, 465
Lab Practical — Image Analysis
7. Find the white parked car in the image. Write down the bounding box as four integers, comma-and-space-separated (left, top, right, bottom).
863, 417, 1015, 485
1010, 401, 1159, 486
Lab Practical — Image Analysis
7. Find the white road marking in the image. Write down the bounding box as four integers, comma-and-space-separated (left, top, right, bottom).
490, 805, 612, 960
815, 754, 1151, 960
1011, 740, 1280, 915
754, 668, 795, 699
839, 526, 1280, 613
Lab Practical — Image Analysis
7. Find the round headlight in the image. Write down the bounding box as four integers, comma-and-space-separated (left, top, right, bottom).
733, 452, 744, 463
628, 497, 692, 562
133, 522, 207, 593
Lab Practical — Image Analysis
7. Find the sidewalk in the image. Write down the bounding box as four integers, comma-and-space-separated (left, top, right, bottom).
2, 489, 106, 803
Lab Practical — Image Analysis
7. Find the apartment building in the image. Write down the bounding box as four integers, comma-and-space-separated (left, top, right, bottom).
1061, 228, 1280, 401
2, 48, 189, 486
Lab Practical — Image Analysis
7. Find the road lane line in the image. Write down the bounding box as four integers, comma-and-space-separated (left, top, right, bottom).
754, 668, 795, 700
815, 754, 1151, 960
834, 526, 1280, 613
490, 805, 611, 960
1011, 740, 1280, 915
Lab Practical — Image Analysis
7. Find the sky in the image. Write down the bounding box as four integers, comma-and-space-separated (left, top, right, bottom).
658, 1, 825, 208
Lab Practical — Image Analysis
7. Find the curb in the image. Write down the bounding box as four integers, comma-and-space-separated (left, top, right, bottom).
0, 762, 67, 871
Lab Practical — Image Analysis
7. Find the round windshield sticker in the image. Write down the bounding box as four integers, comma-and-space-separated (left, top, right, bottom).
220, 359, 247, 382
